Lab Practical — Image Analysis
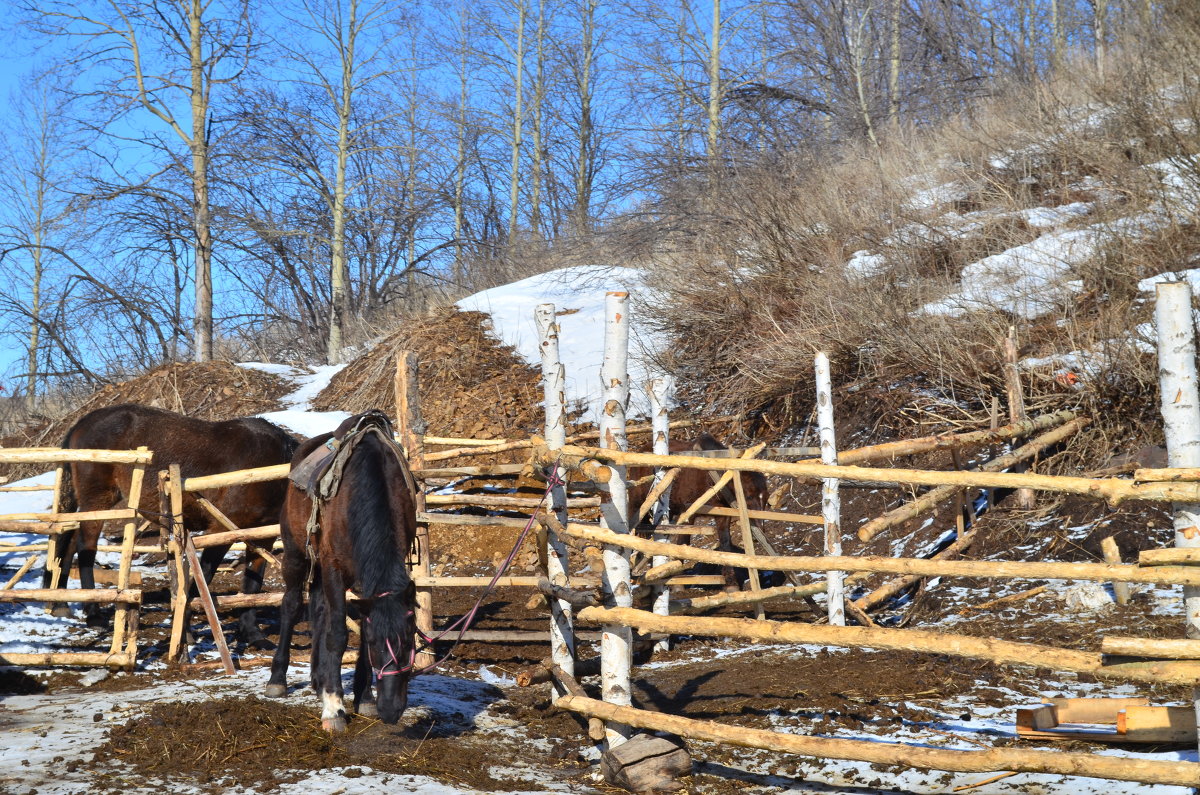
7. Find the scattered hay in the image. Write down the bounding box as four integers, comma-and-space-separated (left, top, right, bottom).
89, 696, 537, 792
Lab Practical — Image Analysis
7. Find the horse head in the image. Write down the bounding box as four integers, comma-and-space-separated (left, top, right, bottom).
365, 582, 418, 723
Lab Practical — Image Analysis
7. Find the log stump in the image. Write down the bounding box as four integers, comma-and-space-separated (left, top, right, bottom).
600, 733, 691, 793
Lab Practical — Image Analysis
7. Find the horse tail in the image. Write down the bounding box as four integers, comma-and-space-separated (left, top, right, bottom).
57, 421, 81, 513
57, 464, 78, 513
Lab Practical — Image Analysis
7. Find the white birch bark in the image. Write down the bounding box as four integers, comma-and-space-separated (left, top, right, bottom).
1153, 282, 1200, 757
816, 352, 845, 626
600, 291, 631, 747
647, 376, 675, 653
536, 303, 574, 682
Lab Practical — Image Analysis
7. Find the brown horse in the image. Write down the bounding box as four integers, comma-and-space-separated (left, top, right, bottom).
48, 403, 298, 646
627, 433, 769, 588
266, 410, 418, 732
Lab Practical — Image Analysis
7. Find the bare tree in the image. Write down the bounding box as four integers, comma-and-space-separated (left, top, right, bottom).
27, 0, 254, 362
0, 72, 83, 401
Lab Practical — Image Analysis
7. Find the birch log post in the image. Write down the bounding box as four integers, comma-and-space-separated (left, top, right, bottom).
647, 376, 675, 652
109, 450, 146, 663
815, 353, 845, 626
1005, 326, 1036, 509
396, 352, 434, 669
537, 303, 575, 683
600, 291, 632, 747
1153, 281, 1200, 760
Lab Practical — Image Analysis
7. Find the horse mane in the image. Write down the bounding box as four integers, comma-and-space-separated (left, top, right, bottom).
345, 432, 414, 600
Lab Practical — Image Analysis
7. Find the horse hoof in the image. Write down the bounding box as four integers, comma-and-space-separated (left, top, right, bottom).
244, 635, 275, 652
264, 683, 287, 698
322, 715, 347, 733
357, 701, 378, 717
50, 605, 72, 619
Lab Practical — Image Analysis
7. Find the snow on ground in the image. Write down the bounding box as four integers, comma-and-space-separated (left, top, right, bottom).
456, 265, 667, 422
239, 362, 352, 437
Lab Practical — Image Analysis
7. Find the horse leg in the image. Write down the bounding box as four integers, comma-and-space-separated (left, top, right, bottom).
75, 523, 107, 625
317, 572, 350, 733
715, 517, 740, 592
265, 554, 306, 698
237, 551, 272, 650
352, 611, 377, 717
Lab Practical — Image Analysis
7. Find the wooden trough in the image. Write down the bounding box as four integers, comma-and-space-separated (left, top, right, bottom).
1016, 698, 1197, 744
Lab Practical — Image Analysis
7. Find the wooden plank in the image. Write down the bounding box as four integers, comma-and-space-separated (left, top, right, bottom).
1119, 706, 1198, 743
1052, 697, 1149, 724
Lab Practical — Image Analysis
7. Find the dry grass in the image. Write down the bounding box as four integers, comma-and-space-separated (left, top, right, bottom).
631, 24, 1200, 466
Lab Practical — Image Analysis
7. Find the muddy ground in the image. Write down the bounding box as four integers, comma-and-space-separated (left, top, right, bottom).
1, 483, 1193, 794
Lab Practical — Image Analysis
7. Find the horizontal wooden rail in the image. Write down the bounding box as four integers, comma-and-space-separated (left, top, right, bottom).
535, 443, 1200, 505
690, 505, 823, 524
555, 522, 1200, 587
191, 525, 281, 549
576, 606, 1200, 686
0, 652, 135, 668
183, 464, 289, 491
1101, 637, 1200, 659
556, 696, 1200, 787
0, 485, 54, 493
1140, 548, 1200, 566
1, 509, 133, 523
810, 410, 1078, 467
426, 493, 601, 509
0, 588, 141, 604
0, 448, 153, 465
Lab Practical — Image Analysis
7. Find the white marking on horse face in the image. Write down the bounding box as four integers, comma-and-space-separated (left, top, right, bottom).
321, 689, 345, 721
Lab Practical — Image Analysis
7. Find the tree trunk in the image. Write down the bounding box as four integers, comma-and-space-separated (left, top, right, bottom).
189, 0, 213, 362
508, 0, 527, 243
705, 0, 721, 165
327, 0, 358, 365
574, 0, 595, 233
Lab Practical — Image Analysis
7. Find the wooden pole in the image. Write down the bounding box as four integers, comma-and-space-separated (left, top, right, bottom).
1101, 636, 1200, 659
1154, 280, 1200, 760
677, 444, 767, 525
815, 352, 844, 626
858, 419, 1089, 543
647, 376, 675, 652
599, 290, 632, 747
1102, 537, 1131, 605
1004, 326, 1035, 509
537, 302, 575, 683
44, 464, 63, 595
183, 531, 234, 674
553, 522, 1200, 588
531, 443, 1200, 505
555, 696, 1200, 787
1, 554, 40, 590
396, 351, 434, 669
110, 449, 146, 661
732, 469, 766, 620
166, 466, 191, 663
810, 410, 1077, 467
575, 606, 1200, 686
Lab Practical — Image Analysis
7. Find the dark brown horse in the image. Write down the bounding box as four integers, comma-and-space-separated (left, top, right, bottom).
48, 403, 298, 645
627, 433, 769, 588
266, 410, 418, 732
